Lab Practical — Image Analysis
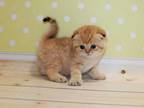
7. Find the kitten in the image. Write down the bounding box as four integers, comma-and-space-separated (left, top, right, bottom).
37, 17, 107, 86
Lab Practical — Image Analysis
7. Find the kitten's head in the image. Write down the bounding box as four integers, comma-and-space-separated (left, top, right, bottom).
71, 25, 107, 57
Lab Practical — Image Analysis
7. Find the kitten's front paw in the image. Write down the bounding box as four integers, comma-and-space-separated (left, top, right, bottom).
48, 74, 67, 83
68, 78, 83, 86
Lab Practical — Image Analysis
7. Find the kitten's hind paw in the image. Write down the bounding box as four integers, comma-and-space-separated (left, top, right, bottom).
68, 78, 83, 86
89, 72, 106, 80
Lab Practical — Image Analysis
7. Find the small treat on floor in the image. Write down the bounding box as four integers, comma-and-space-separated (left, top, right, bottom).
120, 69, 136, 81
121, 69, 126, 74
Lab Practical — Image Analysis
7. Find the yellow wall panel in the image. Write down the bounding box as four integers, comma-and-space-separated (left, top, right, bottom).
0, 0, 144, 58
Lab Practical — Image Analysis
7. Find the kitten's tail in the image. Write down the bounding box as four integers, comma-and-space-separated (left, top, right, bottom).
42, 16, 58, 39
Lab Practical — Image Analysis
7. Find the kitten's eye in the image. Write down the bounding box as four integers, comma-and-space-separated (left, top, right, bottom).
80, 45, 85, 49
91, 44, 96, 49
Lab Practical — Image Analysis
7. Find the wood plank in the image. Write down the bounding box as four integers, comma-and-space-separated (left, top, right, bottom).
0, 70, 144, 93
0, 61, 36, 73
0, 60, 144, 84
0, 98, 143, 108
0, 61, 144, 108
0, 86, 144, 107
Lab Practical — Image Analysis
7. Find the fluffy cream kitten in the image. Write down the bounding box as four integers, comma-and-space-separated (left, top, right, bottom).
37, 17, 107, 86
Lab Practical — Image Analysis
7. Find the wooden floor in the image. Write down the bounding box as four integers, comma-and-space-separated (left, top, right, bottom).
0, 60, 144, 108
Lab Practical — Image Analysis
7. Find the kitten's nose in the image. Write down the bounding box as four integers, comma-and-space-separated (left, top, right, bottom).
85, 49, 90, 54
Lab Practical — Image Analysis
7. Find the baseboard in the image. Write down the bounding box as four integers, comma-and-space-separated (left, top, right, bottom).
0, 52, 36, 61
0, 52, 144, 65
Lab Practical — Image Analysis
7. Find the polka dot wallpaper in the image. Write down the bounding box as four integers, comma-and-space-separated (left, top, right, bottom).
0, 0, 144, 58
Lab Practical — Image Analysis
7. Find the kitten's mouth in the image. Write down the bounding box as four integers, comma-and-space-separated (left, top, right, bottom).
87, 53, 91, 56
86, 52, 94, 56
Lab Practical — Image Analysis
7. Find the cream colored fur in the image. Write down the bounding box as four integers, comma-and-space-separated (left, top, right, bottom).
37, 17, 107, 86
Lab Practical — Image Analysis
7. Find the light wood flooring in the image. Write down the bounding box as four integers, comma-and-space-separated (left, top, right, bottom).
0, 60, 144, 108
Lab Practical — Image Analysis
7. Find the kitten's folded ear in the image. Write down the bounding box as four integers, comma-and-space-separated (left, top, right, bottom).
71, 31, 78, 39
98, 28, 106, 38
